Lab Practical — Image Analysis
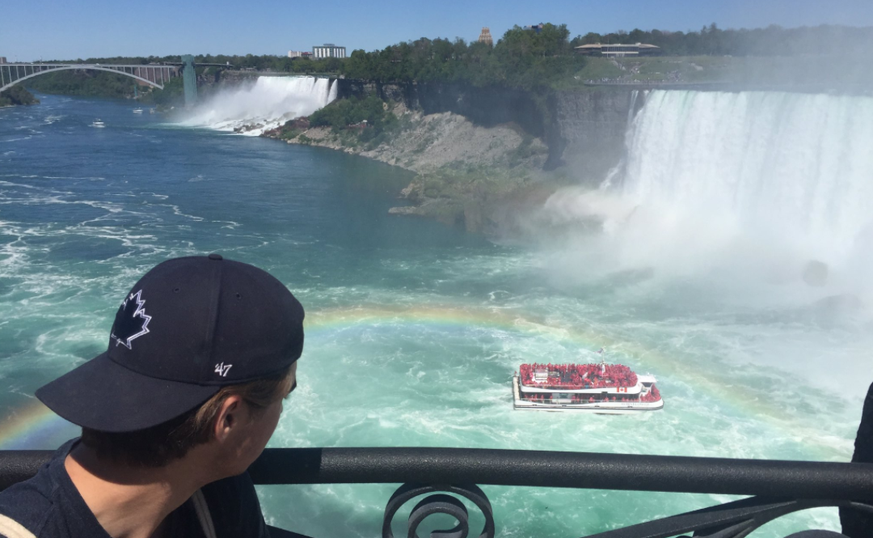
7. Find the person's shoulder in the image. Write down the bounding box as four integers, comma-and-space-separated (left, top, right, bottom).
0, 488, 50, 537
0, 458, 59, 536
0, 439, 78, 537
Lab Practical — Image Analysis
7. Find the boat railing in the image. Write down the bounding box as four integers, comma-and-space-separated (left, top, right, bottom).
1, 386, 871, 538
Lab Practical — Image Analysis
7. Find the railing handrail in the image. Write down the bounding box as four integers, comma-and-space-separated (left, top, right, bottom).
2, 447, 870, 501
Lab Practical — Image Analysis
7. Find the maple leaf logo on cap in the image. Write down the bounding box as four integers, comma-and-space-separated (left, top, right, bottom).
110, 290, 152, 349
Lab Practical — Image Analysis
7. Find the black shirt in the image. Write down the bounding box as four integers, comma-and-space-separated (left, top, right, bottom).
0, 439, 269, 538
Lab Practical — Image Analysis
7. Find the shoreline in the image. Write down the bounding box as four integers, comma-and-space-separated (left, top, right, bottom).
259, 106, 561, 235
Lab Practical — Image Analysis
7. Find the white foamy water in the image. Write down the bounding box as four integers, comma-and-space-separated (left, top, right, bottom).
179, 76, 336, 135
546, 91, 873, 303
621, 91, 873, 264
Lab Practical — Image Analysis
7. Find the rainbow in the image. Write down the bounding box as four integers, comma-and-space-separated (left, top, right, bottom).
0, 398, 69, 450
0, 304, 855, 460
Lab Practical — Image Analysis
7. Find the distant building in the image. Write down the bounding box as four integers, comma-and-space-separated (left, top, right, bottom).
287, 50, 305, 58
523, 23, 544, 33
575, 43, 661, 57
0, 57, 7, 65
312, 44, 346, 59
478, 27, 493, 46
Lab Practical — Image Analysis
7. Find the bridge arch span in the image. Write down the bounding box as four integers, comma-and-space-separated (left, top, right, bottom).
0, 65, 174, 94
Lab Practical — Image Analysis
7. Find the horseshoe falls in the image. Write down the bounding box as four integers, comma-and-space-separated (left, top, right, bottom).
1, 90, 871, 538
620, 91, 873, 277
178, 75, 336, 135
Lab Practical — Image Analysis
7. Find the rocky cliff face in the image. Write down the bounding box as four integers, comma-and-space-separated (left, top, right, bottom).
550, 89, 642, 181
337, 80, 542, 135
259, 78, 641, 234
335, 79, 638, 183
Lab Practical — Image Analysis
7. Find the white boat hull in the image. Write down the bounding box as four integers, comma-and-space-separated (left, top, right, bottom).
512, 376, 663, 413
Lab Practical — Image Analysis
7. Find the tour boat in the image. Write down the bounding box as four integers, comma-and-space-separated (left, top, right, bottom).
513, 360, 663, 413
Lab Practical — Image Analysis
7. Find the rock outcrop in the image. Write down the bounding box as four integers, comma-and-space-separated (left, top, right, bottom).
335, 79, 639, 181
261, 80, 642, 234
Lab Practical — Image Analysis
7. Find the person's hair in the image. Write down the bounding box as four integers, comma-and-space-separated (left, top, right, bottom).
81, 367, 293, 468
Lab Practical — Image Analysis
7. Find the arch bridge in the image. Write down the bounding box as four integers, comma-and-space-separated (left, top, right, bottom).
0, 63, 179, 93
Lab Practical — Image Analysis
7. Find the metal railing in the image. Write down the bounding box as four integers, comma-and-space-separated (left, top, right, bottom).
2, 384, 872, 538
1, 446, 870, 537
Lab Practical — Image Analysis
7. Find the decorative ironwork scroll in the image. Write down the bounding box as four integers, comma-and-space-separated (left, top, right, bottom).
382, 483, 495, 538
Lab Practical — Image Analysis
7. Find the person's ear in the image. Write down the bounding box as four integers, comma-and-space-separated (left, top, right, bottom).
213, 395, 245, 442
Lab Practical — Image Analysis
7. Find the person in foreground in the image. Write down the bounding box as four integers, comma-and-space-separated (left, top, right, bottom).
0, 254, 305, 538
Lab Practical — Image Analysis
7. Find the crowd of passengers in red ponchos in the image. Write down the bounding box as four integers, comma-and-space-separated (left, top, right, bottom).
520, 363, 638, 389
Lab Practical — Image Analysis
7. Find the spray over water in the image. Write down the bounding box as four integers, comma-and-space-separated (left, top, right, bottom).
545, 90, 873, 304
536, 89, 873, 411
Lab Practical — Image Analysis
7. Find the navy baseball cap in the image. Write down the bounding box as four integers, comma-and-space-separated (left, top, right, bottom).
36, 254, 305, 432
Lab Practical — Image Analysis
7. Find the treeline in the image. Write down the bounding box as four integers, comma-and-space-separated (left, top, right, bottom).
573, 24, 873, 56
22, 23, 873, 102
343, 23, 583, 90
25, 70, 142, 99
41, 55, 179, 64
194, 54, 344, 74
37, 24, 583, 91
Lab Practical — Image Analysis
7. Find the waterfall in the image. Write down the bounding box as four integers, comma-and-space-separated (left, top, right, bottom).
179, 76, 336, 135
327, 78, 338, 103
599, 90, 644, 191
612, 90, 873, 277
626, 89, 641, 127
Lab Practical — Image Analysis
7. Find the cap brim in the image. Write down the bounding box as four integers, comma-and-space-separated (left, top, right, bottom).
36, 352, 220, 433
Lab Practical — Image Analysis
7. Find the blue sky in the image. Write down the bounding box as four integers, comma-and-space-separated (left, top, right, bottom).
2, 0, 872, 61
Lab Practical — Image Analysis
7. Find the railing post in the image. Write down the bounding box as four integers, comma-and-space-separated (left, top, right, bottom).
841, 382, 873, 537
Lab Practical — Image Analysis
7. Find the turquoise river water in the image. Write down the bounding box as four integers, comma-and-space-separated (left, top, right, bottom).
1, 90, 872, 537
